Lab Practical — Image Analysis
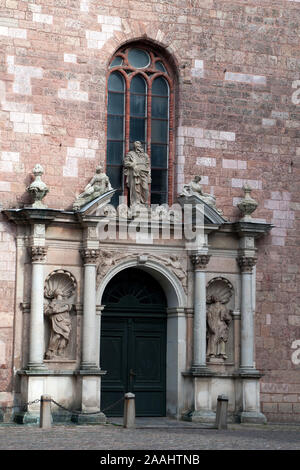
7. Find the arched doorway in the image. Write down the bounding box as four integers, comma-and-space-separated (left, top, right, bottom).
100, 267, 167, 416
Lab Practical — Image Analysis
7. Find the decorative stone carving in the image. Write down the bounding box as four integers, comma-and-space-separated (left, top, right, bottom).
206, 277, 233, 360
237, 184, 258, 221
191, 253, 211, 269
44, 270, 77, 359
80, 248, 100, 264
26, 164, 49, 209
146, 253, 187, 282
30, 246, 47, 262
73, 165, 112, 211
180, 176, 223, 215
237, 256, 257, 272
124, 141, 151, 207
96, 250, 187, 291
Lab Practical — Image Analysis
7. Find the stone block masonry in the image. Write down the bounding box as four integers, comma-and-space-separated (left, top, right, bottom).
0, 0, 299, 424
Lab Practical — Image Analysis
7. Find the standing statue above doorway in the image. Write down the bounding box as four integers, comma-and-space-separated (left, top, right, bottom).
124, 141, 151, 208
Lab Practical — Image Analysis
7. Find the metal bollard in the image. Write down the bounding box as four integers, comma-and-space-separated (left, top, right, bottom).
40, 394, 52, 429
123, 392, 135, 428
215, 394, 228, 430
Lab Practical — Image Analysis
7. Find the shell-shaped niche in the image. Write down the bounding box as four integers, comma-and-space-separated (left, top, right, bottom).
44, 269, 77, 301
206, 277, 233, 305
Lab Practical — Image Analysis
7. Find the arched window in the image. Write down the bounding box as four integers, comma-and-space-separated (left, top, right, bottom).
106, 45, 174, 206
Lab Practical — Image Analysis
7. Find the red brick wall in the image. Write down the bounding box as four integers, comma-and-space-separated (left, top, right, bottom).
0, 0, 299, 420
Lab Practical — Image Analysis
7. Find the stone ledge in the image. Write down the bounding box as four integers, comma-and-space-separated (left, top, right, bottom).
182, 369, 264, 379
17, 369, 107, 376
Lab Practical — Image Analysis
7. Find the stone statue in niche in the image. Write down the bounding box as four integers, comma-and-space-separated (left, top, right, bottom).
181, 175, 223, 215
44, 270, 77, 359
124, 141, 151, 207
73, 164, 112, 211
206, 278, 233, 360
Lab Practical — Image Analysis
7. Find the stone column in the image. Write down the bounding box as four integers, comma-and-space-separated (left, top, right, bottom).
185, 253, 215, 424
237, 256, 257, 371
190, 253, 211, 371
28, 246, 47, 370
80, 248, 99, 370
237, 255, 266, 424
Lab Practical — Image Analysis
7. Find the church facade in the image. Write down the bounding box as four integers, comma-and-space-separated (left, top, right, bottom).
0, 0, 299, 424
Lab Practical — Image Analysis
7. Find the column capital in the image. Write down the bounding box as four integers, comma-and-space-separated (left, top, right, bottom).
80, 248, 100, 264
237, 256, 257, 273
191, 253, 211, 270
29, 246, 47, 263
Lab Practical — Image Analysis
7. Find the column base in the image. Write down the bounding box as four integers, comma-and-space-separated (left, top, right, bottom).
27, 363, 47, 371
183, 409, 216, 427
190, 365, 213, 376
80, 363, 100, 371
71, 412, 106, 425
14, 411, 40, 425
239, 411, 267, 424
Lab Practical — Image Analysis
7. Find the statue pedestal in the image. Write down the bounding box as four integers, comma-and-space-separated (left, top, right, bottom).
15, 369, 107, 425
183, 370, 216, 426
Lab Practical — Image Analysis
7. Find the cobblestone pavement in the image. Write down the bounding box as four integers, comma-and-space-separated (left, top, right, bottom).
0, 420, 299, 450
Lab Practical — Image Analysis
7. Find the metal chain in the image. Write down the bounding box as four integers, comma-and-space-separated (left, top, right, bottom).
0, 398, 40, 412
50, 396, 125, 416
0, 396, 125, 416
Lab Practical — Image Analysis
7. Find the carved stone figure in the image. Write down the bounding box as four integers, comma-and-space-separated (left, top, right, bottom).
124, 141, 151, 207
206, 278, 233, 360
44, 270, 77, 359
26, 164, 49, 209
44, 290, 72, 359
181, 176, 223, 215
73, 165, 112, 211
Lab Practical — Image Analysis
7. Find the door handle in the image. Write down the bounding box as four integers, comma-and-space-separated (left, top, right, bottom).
129, 368, 136, 377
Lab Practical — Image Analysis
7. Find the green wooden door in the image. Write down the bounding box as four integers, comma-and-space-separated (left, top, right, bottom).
100, 268, 167, 417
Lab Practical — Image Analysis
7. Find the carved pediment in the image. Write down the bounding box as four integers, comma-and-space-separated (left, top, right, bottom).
74, 189, 116, 216
177, 193, 227, 226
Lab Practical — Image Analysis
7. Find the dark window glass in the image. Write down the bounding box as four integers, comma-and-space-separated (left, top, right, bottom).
107, 141, 124, 165
130, 94, 146, 117
108, 92, 124, 115
130, 118, 146, 143
110, 56, 123, 68
151, 192, 167, 205
130, 74, 146, 94
151, 169, 167, 192
155, 61, 166, 73
151, 119, 168, 143
106, 48, 171, 206
106, 165, 123, 189
107, 115, 124, 140
108, 72, 124, 92
128, 48, 150, 68
152, 76, 168, 96
151, 144, 168, 168
151, 96, 168, 118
